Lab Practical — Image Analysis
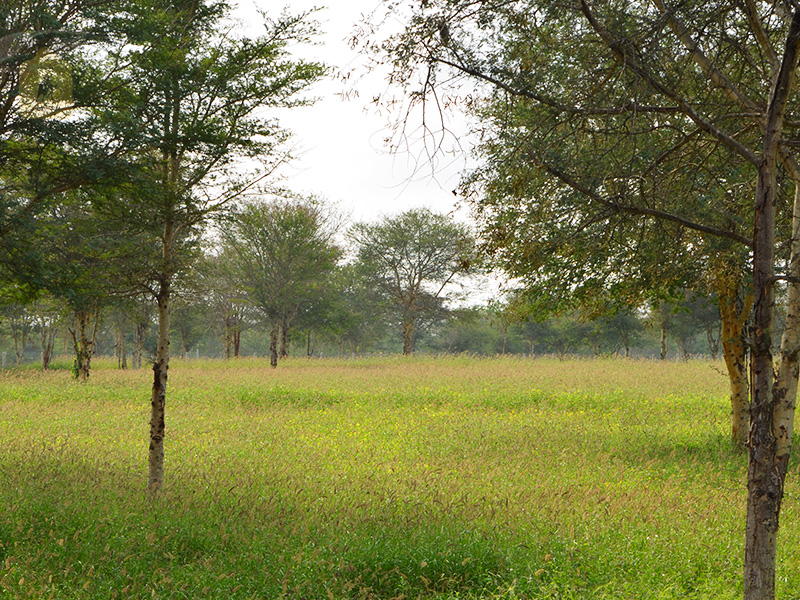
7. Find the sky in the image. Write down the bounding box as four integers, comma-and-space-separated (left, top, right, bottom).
233, 0, 473, 224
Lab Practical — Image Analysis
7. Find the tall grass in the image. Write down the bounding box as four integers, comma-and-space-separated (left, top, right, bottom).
0, 356, 791, 598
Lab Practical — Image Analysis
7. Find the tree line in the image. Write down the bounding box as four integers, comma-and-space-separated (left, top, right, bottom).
0, 211, 730, 365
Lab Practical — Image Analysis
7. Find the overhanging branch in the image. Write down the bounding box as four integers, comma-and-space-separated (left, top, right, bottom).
528, 152, 753, 248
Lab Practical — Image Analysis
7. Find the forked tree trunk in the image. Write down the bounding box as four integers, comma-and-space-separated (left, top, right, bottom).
69, 308, 99, 381
744, 13, 800, 598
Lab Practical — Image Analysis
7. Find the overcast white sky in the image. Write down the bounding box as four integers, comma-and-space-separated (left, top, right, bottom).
234, 0, 473, 224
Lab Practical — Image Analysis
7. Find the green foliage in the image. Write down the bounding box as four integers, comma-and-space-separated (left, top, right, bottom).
219, 196, 341, 366
366, 0, 776, 320
349, 208, 476, 353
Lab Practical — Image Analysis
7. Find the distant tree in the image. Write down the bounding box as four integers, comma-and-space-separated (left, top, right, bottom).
349, 208, 475, 355
318, 263, 388, 357
602, 309, 644, 358
13, 197, 149, 380
29, 294, 62, 370
221, 197, 341, 368
428, 307, 499, 354
2, 302, 33, 364
171, 294, 212, 359
200, 250, 249, 359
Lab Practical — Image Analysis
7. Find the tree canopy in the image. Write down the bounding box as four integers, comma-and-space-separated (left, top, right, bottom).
349, 207, 475, 355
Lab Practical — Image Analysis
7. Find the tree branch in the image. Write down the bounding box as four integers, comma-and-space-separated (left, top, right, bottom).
526, 150, 753, 247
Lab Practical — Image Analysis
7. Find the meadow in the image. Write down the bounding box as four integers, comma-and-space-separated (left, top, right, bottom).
0, 355, 796, 599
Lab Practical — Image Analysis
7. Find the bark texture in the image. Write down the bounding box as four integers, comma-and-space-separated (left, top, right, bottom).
744, 11, 800, 598
148, 278, 170, 493
402, 317, 415, 356
716, 269, 751, 448
69, 308, 98, 381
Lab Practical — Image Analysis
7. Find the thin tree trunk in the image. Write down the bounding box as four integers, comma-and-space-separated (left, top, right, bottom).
12, 317, 28, 365
148, 215, 175, 493
659, 310, 668, 360
40, 319, 55, 371
132, 320, 147, 370
270, 319, 279, 368
116, 325, 128, 369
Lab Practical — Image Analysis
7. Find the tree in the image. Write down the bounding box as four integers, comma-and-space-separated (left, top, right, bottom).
10, 194, 152, 379
319, 263, 388, 357
349, 208, 475, 355
200, 250, 249, 359
29, 294, 62, 370
92, 0, 324, 492
370, 1, 800, 596
221, 197, 340, 368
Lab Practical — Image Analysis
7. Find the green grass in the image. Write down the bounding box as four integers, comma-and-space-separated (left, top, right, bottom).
0, 356, 793, 598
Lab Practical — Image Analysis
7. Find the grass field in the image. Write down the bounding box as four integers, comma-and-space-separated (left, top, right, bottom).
0, 355, 797, 599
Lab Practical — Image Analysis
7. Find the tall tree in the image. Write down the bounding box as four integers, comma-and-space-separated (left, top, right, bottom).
369, 1, 800, 596
96, 0, 324, 491
221, 197, 340, 368
349, 208, 475, 355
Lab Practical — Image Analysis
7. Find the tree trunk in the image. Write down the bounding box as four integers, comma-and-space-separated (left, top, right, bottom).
11, 317, 29, 365
233, 323, 241, 358
280, 310, 293, 358
40, 323, 55, 371
402, 317, 415, 355
745, 155, 780, 600
659, 312, 668, 360
743, 13, 800, 598
132, 320, 146, 370
69, 308, 98, 382
269, 319, 279, 368
716, 268, 751, 448
148, 280, 170, 493
705, 323, 721, 360
115, 326, 128, 369
148, 216, 175, 494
